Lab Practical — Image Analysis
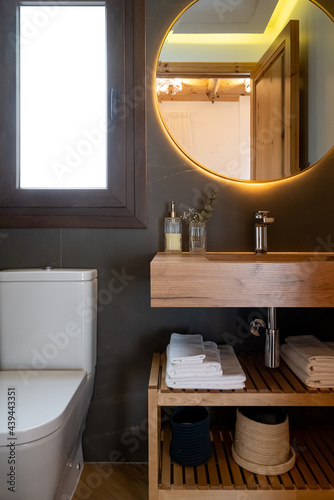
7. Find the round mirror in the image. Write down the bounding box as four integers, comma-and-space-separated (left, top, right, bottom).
156, 0, 334, 182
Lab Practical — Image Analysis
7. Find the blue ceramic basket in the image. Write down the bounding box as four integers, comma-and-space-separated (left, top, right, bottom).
170, 406, 212, 467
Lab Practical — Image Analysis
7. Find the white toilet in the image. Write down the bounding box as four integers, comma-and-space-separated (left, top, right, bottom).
0, 268, 98, 500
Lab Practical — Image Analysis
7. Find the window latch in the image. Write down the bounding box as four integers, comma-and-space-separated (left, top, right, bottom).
111, 87, 119, 121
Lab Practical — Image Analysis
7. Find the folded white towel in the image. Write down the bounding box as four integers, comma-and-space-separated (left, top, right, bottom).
217, 344, 246, 383
165, 377, 246, 390
166, 341, 222, 378
281, 343, 334, 376
165, 344, 246, 390
281, 350, 334, 388
168, 333, 206, 364
285, 335, 334, 363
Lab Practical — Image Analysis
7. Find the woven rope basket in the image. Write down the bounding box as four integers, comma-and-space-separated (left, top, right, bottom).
232, 408, 296, 475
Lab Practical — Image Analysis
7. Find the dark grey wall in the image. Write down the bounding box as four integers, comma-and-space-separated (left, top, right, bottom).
0, 0, 333, 462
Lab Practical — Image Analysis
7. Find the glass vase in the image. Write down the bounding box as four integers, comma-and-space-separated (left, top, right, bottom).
189, 221, 206, 254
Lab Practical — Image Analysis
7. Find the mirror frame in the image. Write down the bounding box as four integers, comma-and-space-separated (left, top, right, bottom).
156, 0, 334, 183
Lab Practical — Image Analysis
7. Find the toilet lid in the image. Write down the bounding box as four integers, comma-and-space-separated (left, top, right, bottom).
0, 370, 86, 446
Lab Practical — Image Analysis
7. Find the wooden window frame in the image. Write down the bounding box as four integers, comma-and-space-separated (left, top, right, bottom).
0, 0, 147, 228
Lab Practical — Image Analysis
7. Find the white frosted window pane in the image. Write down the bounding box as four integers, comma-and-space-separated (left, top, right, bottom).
20, 6, 107, 189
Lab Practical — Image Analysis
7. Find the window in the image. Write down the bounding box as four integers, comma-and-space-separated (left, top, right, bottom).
20, 6, 107, 190
0, 0, 146, 227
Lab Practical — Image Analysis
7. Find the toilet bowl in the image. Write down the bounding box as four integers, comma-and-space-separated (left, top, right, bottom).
0, 269, 98, 500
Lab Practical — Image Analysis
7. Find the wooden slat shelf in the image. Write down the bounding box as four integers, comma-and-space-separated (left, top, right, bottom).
158, 425, 334, 499
153, 352, 334, 407
148, 352, 334, 499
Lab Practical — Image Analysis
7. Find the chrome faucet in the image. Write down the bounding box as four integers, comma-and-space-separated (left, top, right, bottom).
250, 307, 280, 368
255, 210, 274, 254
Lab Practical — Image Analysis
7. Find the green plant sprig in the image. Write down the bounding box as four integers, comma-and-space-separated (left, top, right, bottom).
182, 189, 219, 223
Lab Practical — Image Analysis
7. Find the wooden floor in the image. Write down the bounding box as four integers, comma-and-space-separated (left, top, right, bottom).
73, 463, 148, 500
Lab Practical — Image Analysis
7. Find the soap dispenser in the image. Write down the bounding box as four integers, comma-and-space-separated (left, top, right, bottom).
164, 201, 182, 253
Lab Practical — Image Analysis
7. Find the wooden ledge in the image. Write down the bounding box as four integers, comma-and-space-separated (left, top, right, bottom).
150, 252, 334, 307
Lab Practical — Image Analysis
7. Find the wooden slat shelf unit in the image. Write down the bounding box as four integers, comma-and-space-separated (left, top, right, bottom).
148, 352, 334, 499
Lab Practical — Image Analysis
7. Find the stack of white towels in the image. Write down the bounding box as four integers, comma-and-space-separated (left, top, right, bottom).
165, 333, 246, 390
280, 335, 334, 388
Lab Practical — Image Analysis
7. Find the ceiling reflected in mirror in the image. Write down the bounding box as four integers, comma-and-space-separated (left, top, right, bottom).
156, 0, 334, 182
167, 0, 280, 36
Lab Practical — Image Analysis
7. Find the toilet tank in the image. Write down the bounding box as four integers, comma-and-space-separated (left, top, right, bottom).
0, 269, 97, 374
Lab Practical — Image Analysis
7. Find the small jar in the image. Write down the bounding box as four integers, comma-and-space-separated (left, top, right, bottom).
189, 221, 206, 254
